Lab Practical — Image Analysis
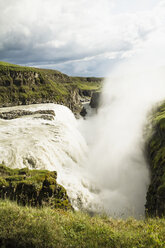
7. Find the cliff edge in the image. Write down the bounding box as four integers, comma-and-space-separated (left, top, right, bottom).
0, 164, 72, 210
0, 61, 103, 113
145, 103, 165, 216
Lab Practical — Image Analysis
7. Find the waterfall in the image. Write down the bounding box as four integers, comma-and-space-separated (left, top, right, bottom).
1, 63, 165, 218
0, 103, 98, 211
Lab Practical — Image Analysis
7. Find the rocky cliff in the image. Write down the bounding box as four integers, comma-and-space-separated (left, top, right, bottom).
145, 103, 165, 217
0, 61, 103, 114
90, 91, 101, 109
80, 91, 101, 117
0, 164, 72, 210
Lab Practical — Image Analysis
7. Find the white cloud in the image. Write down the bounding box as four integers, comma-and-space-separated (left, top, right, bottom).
0, 0, 165, 76
112, 0, 159, 13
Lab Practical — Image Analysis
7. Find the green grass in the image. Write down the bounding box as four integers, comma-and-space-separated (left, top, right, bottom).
0, 61, 62, 74
0, 200, 164, 248
71, 76, 102, 91
0, 61, 103, 89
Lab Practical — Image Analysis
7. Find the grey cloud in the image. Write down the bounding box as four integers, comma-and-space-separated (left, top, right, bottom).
0, 0, 163, 76
51, 55, 124, 77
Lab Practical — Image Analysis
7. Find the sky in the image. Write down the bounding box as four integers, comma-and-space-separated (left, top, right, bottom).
0, 0, 165, 76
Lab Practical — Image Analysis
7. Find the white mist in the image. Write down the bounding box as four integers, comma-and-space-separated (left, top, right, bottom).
79, 38, 165, 217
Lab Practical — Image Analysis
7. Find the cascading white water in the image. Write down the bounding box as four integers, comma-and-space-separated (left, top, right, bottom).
0, 103, 99, 211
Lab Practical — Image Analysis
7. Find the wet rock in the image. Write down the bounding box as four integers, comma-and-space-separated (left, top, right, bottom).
90, 92, 100, 109
0, 110, 55, 120
33, 114, 54, 121
80, 107, 87, 117
79, 89, 93, 97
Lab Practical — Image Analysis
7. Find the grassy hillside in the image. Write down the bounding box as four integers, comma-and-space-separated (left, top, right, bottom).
0, 61, 103, 112
70, 76, 103, 91
0, 200, 164, 248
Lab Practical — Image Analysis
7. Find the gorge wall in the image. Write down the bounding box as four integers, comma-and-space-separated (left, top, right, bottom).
145, 103, 165, 216
0, 62, 102, 114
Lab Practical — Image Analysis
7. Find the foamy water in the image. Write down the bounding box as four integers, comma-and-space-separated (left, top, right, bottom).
0, 103, 100, 211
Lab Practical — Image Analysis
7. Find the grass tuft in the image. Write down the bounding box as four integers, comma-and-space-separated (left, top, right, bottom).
0, 200, 164, 248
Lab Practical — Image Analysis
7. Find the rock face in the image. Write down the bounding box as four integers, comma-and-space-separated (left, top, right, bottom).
80, 91, 101, 117
0, 164, 72, 210
145, 103, 165, 217
0, 68, 81, 112
80, 107, 87, 117
90, 92, 101, 108
0, 62, 103, 114
79, 89, 93, 97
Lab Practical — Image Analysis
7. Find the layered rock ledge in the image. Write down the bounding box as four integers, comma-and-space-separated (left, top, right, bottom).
0, 110, 55, 120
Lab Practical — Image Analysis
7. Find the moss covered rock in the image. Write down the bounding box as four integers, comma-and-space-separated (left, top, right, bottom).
0, 164, 72, 210
145, 103, 165, 217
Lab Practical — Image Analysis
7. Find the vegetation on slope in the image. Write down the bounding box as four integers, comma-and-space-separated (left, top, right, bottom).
70, 76, 103, 91
0, 61, 103, 111
0, 164, 72, 210
145, 102, 165, 216
0, 200, 164, 248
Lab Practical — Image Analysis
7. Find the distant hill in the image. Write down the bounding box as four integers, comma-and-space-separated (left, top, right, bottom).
0, 61, 103, 113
